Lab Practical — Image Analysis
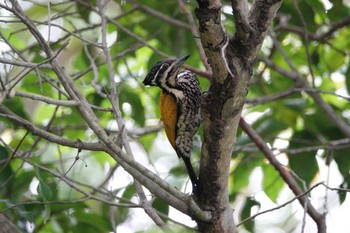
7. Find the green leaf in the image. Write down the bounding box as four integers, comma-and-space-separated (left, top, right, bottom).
152, 198, 169, 221
325, 49, 345, 72
35, 168, 54, 201
328, 0, 350, 21
116, 185, 136, 223
73, 211, 112, 232
10, 171, 35, 202
0, 146, 13, 191
2, 98, 28, 123
339, 174, 350, 204
241, 197, 260, 232
35, 168, 53, 224
262, 164, 284, 202
288, 131, 318, 186
333, 147, 350, 204
121, 184, 136, 201
43, 204, 51, 224
169, 164, 187, 177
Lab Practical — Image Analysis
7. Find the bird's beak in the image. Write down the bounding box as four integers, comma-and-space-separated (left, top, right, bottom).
143, 73, 154, 86
173, 55, 190, 70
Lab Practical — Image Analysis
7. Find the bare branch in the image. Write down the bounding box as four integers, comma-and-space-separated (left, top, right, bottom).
14, 90, 78, 106
245, 0, 283, 61
0, 57, 53, 69
230, 0, 252, 39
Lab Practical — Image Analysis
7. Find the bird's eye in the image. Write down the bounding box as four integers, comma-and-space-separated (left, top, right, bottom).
160, 63, 169, 72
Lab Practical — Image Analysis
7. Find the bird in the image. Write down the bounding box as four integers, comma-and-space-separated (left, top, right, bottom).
143, 55, 201, 195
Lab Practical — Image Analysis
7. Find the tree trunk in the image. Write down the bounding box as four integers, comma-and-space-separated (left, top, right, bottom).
194, 0, 282, 232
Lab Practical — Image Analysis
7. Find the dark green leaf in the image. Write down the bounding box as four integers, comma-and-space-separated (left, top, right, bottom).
152, 198, 169, 221
345, 62, 350, 95
74, 211, 112, 232
288, 131, 318, 186
9, 171, 35, 202
0, 146, 13, 194
241, 197, 260, 232
333, 147, 350, 204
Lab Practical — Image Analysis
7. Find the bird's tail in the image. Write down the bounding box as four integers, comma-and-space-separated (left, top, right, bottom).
182, 156, 200, 196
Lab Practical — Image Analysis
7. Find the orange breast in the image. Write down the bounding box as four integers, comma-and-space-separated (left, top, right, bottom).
160, 90, 177, 149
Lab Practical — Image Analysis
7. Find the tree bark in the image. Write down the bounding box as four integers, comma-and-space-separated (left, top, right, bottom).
194, 0, 282, 232
0, 214, 21, 233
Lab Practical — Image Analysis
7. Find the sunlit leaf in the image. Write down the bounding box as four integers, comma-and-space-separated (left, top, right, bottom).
262, 164, 284, 202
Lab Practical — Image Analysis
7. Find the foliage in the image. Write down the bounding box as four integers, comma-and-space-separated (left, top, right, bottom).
0, 0, 349, 232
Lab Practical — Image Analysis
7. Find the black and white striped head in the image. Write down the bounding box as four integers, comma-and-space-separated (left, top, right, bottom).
143, 55, 190, 88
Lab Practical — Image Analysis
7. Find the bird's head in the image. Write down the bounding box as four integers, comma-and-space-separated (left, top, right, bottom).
143, 55, 190, 88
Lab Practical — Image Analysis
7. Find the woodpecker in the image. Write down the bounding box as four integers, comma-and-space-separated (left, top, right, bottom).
143, 55, 201, 195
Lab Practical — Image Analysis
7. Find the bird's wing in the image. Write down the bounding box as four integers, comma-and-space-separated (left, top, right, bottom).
160, 90, 178, 152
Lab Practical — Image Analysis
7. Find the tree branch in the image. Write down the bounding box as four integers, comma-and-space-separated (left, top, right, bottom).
14, 90, 78, 106
230, 0, 252, 39
0, 214, 21, 233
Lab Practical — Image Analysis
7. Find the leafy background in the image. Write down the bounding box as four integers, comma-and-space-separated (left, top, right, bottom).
0, 0, 350, 232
